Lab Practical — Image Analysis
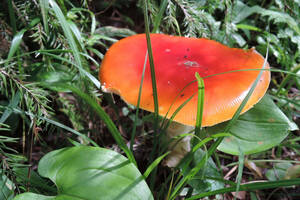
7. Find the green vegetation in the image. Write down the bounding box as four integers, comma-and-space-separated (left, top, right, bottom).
0, 0, 299, 199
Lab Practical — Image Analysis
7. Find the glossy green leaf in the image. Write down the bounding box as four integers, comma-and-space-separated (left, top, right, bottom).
33, 69, 74, 92
14, 146, 153, 200
14, 193, 54, 200
207, 95, 297, 155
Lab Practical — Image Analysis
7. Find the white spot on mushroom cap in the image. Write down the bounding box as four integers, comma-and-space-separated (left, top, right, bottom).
101, 83, 109, 92
184, 61, 199, 67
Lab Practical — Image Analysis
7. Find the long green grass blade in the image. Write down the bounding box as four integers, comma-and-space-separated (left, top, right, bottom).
221, 47, 269, 134
276, 64, 300, 95
39, 116, 99, 147
7, 30, 26, 60
130, 52, 148, 151
152, 0, 168, 33
160, 79, 196, 130
67, 20, 85, 51
143, 0, 159, 117
7, 0, 16, 34
187, 178, 300, 199
37, 51, 100, 88
161, 93, 195, 132
49, 0, 99, 88
7, 106, 99, 147
39, 0, 50, 35
143, 0, 160, 190
49, 0, 80, 61
143, 151, 170, 178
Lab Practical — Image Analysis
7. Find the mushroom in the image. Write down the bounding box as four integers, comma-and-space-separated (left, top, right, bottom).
99, 34, 270, 167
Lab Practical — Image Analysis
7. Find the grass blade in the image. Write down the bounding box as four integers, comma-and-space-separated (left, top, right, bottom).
194, 72, 205, 136
37, 51, 100, 88
276, 64, 300, 95
143, 151, 170, 178
49, 0, 99, 88
9, 106, 99, 147
152, 0, 168, 33
187, 179, 300, 200
7, 0, 16, 34
143, 0, 160, 190
130, 52, 148, 151
7, 29, 26, 60
39, 0, 50, 35
143, 0, 159, 118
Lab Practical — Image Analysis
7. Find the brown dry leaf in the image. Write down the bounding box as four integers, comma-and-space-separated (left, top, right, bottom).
245, 160, 263, 178
232, 191, 246, 199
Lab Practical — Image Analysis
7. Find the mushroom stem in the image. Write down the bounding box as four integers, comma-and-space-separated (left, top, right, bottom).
163, 121, 194, 168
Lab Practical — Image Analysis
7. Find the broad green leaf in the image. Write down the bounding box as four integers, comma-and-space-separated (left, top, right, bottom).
36, 69, 72, 83
14, 193, 54, 200
232, 1, 300, 35
207, 95, 297, 155
7, 29, 26, 60
232, 1, 263, 24
183, 149, 224, 193
14, 146, 153, 200
265, 163, 300, 181
33, 69, 74, 92
261, 10, 300, 35
266, 162, 293, 181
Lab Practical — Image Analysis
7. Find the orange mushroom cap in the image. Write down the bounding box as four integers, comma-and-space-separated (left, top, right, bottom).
99, 34, 270, 127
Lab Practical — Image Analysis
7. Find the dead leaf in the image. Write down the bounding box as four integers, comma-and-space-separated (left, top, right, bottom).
245, 160, 263, 178
232, 191, 246, 199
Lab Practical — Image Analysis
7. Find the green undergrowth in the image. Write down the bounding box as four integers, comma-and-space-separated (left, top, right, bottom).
0, 0, 299, 199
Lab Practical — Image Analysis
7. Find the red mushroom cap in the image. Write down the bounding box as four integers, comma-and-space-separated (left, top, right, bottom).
99, 34, 270, 127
